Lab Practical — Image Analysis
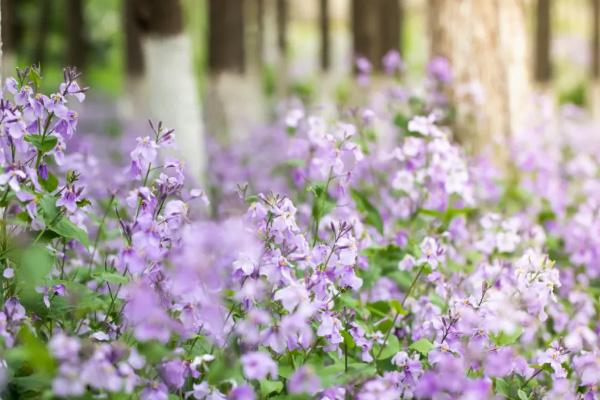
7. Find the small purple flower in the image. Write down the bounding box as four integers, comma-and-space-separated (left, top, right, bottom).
159, 359, 188, 390
382, 50, 404, 75
56, 186, 80, 213
240, 351, 278, 380
287, 366, 320, 395
228, 384, 255, 400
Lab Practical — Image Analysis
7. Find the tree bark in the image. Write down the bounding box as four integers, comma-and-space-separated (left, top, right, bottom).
276, 0, 287, 57
592, 0, 600, 79
320, 0, 330, 71
591, 0, 600, 117
67, 0, 85, 70
135, 0, 206, 183
351, 0, 401, 71
534, 0, 552, 83
208, 0, 245, 74
33, 0, 51, 67
429, 0, 531, 160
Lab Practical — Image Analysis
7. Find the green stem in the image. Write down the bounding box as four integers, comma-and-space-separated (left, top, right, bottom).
375, 262, 426, 360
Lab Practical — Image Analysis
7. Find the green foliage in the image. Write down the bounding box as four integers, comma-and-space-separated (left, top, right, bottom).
351, 189, 384, 234
409, 338, 434, 356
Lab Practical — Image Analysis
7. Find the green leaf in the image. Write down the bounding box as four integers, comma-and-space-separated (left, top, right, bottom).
492, 327, 522, 346
40, 172, 59, 192
351, 189, 384, 234
409, 338, 433, 356
94, 272, 128, 285
25, 134, 58, 153
13, 325, 56, 374
390, 299, 408, 315
16, 245, 54, 304
376, 335, 400, 360
39, 194, 60, 224
49, 217, 89, 247
311, 183, 336, 221
259, 380, 283, 397
494, 378, 513, 397
341, 330, 356, 350
518, 389, 529, 400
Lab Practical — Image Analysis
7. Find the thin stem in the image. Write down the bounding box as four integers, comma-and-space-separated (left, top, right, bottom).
88, 194, 115, 272
375, 262, 426, 360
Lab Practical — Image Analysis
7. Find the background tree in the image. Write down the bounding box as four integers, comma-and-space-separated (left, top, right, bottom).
534, 0, 552, 84
429, 0, 531, 161
135, 0, 206, 182
352, 0, 401, 71
591, 0, 600, 116
320, 0, 330, 71
67, 0, 86, 71
33, 0, 50, 66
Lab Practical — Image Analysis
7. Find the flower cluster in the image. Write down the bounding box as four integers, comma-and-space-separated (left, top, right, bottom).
1, 59, 600, 400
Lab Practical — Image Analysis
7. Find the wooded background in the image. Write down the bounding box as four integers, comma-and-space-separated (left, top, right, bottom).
1, 0, 597, 176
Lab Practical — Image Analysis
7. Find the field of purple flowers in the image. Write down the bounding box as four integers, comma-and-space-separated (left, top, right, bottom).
1, 59, 600, 400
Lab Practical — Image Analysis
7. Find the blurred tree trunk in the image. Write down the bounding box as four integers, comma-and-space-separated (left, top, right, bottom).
274, 0, 288, 97
429, 0, 531, 162
121, 0, 146, 118
320, 0, 330, 71
136, 0, 206, 183
534, 0, 552, 83
33, 0, 50, 66
352, 0, 401, 71
257, 0, 265, 68
67, 0, 85, 71
1, 0, 14, 76
208, 0, 245, 74
591, 0, 600, 117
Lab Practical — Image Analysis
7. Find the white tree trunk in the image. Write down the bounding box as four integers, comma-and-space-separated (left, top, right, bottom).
429, 0, 532, 162
142, 34, 206, 183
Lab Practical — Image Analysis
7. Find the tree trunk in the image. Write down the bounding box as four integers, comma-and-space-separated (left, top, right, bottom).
276, 0, 287, 57
33, 0, 51, 67
591, 0, 600, 117
136, 0, 206, 183
352, 0, 401, 71
429, 0, 531, 161
593, 0, 600, 80
534, 0, 552, 83
67, 0, 85, 71
320, 0, 330, 71
121, 0, 146, 119
1, 0, 13, 77
208, 0, 245, 74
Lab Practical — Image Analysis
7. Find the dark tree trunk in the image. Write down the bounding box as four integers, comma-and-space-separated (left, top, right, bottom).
1, 0, 14, 54
124, 0, 144, 77
592, 0, 600, 79
352, 0, 401, 71
381, 0, 401, 58
135, 0, 184, 36
67, 0, 86, 70
208, 0, 245, 73
276, 0, 287, 57
33, 0, 51, 66
320, 0, 330, 71
257, 0, 264, 68
534, 0, 552, 82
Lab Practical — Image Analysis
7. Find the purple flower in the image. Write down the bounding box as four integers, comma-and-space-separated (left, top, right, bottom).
427, 56, 453, 83
57, 186, 81, 213
573, 352, 600, 386
228, 384, 255, 400
240, 351, 278, 380
382, 50, 404, 75
141, 382, 169, 400
159, 359, 188, 390
287, 366, 320, 395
